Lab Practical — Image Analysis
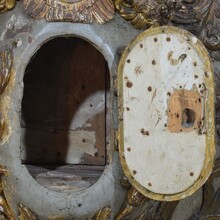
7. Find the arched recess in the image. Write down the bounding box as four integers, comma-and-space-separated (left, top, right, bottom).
20, 37, 110, 192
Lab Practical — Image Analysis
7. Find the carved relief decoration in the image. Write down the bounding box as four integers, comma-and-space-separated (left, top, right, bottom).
115, 0, 183, 29
0, 166, 37, 220
115, 0, 212, 30
0, 0, 220, 219
0, 49, 13, 96
0, 0, 16, 13
22, 0, 115, 24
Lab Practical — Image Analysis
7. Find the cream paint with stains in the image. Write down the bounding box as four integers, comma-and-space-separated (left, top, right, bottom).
20, 129, 97, 164
120, 28, 213, 195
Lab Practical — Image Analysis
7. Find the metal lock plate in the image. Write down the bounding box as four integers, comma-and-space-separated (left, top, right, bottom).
118, 26, 215, 201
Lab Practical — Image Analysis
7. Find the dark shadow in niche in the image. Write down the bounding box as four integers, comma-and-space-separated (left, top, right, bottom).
21, 37, 110, 192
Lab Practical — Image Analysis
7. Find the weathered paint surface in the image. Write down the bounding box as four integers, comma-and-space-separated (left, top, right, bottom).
118, 26, 215, 201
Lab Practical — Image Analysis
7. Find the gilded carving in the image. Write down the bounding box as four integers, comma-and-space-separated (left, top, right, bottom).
23, 0, 115, 24
94, 207, 111, 220
195, 159, 220, 219
115, 0, 213, 31
115, 0, 183, 29
18, 205, 37, 220
0, 0, 16, 13
0, 49, 13, 95
0, 0, 219, 219
0, 166, 15, 219
115, 186, 147, 220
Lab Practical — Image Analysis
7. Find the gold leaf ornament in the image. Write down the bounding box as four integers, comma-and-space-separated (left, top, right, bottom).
0, 0, 16, 13
18, 204, 37, 220
115, 0, 182, 29
0, 49, 13, 95
23, 0, 115, 24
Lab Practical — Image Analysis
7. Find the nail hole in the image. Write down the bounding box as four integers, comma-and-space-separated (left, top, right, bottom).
126, 107, 130, 111
152, 60, 156, 65
127, 59, 131, 63
154, 38, 158, 42
140, 43, 143, 48
127, 147, 131, 152
190, 172, 194, 177
133, 170, 137, 175
82, 138, 86, 143
140, 128, 149, 136
145, 131, 149, 136
193, 62, 197, 67
148, 182, 152, 187
148, 86, 152, 92
166, 37, 171, 42
194, 75, 198, 79
141, 128, 145, 135
126, 81, 133, 88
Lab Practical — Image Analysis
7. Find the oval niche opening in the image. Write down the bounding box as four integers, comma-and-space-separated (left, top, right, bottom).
20, 37, 110, 193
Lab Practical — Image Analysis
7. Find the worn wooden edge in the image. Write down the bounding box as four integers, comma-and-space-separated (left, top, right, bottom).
117, 26, 216, 201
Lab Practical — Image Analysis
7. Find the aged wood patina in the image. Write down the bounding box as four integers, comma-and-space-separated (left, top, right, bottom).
0, 0, 219, 219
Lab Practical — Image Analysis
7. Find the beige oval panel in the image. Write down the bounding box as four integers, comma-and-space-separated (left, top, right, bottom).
118, 26, 215, 201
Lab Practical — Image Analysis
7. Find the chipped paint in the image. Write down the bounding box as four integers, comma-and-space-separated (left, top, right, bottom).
118, 26, 215, 201
0, 15, 32, 41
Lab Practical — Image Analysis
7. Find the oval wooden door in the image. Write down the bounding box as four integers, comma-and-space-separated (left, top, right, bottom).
118, 26, 215, 201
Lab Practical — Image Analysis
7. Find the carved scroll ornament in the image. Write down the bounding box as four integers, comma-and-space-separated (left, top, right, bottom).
115, 0, 183, 29
23, 0, 115, 24
0, 0, 16, 13
0, 49, 13, 96
115, 0, 212, 30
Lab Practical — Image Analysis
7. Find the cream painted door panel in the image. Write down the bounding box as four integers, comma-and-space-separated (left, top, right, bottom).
118, 26, 215, 201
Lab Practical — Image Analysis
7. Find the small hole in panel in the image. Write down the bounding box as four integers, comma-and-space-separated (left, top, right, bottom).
182, 108, 196, 128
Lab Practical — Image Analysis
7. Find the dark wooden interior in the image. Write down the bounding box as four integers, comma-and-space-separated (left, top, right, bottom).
21, 37, 110, 192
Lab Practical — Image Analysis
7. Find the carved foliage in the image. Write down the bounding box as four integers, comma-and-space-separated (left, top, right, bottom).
0, 166, 37, 220
0, 49, 13, 95
94, 207, 111, 220
0, 0, 16, 13
115, 0, 213, 30
18, 205, 37, 220
23, 0, 115, 24
198, 159, 220, 219
115, 0, 183, 29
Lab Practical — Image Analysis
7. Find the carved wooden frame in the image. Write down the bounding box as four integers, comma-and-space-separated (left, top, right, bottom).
0, 0, 220, 219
